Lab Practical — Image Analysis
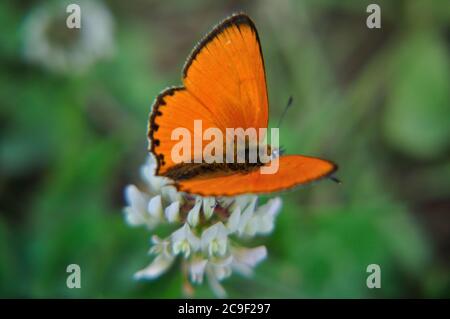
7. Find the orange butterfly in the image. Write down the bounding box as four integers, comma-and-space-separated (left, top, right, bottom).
148, 13, 338, 196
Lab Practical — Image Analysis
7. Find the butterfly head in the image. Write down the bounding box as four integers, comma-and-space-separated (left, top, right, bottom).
270, 146, 281, 160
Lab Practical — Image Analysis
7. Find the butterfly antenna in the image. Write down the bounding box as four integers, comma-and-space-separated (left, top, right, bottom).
276, 96, 293, 128
329, 175, 342, 184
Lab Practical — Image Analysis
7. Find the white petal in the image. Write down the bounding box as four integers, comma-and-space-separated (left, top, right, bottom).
149, 236, 171, 257
210, 255, 233, 267
124, 184, 138, 204
150, 235, 166, 250
148, 176, 167, 193
209, 258, 232, 281
171, 223, 189, 242
171, 224, 200, 256
125, 184, 147, 212
232, 195, 257, 212
256, 197, 282, 217
201, 223, 228, 257
134, 254, 175, 280
206, 267, 227, 298
139, 156, 165, 194
147, 195, 163, 219
217, 239, 228, 256
124, 207, 144, 226
268, 197, 282, 215
201, 222, 229, 244
140, 159, 156, 183
171, 241, 184, 256
231, 262, 253, 277
217, 197, 234, 208
140, 157, 170, 193
201, 223, 219, 248
189, 258, 208, 284
215, 265, 231, 281
164, 201, 180, 223
253, 197, 282, 234
216, 222, 229, 237
202, 197, 216, 220
247, 196, 258, 212
226, 207, 241, 233
234, 246, 267, 267
186, 228, 201, 251
187, 200, 202, 227
124, 185, 148, 226
256, 215, 275, 234
242, 217, 258, 237
161, 185, 183, 204
237, 198, 257, 236
231, 246, 267, 277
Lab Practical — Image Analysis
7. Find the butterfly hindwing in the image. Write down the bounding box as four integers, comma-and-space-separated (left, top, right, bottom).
176, 155, 337, 196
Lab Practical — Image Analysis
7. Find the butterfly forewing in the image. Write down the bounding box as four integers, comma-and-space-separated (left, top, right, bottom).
149, 14, 269, 175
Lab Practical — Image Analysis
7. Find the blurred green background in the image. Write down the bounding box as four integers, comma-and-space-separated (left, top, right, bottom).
1, 0, 449, 298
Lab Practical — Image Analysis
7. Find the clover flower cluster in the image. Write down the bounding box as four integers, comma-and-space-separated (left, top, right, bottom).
22, 0, 114, 74
124, 156, 282, 297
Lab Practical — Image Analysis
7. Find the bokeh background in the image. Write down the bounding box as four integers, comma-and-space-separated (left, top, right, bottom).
1, 0, 449, 298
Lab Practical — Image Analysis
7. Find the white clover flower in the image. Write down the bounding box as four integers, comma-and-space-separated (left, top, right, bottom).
226, 206, 241, 233
231, 246, 267, 277
207, 255, 233, 281
236, 196, 258, 236
134, 254, 175, 280
22, 0, 114, 74
123, 156, 183, 230
188, 257, 208, 284
187, 198, 202, 227
124, 184, 150, 226
202, 197, 216, 220
134, 236, 174, 280
251, 197, 282, 235
148, 235, 171, 257
237, 197, 282, 237
171, 223, 201, 258
124, 187, 164, 229
201, 222, 229, 258
164, 201, 180, 223
124, 155, 282, 297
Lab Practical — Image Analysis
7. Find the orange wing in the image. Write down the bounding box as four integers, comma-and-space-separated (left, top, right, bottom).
183, 14, 268, 130
175, 155, 338, 196
148, 14, 268, 175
